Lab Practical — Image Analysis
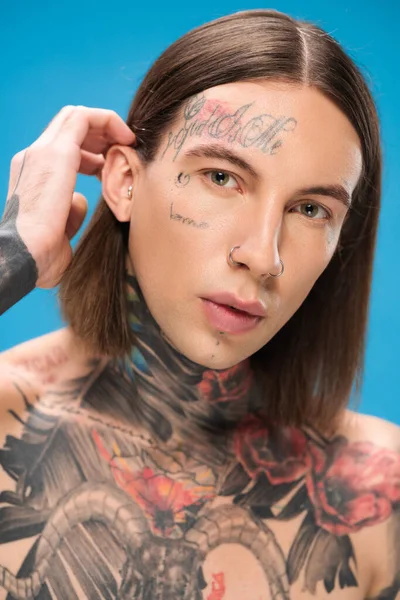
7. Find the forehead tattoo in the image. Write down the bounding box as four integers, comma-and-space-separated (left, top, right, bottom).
161, 93, 297, 161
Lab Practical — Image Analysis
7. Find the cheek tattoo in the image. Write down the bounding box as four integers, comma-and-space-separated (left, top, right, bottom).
161, 93, 297, 161
169, 203, 209, 229
171, 171, 209, 228
175, 172, 190, 187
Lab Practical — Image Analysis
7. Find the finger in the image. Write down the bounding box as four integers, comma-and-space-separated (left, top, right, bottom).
62, 107, 136, 147
79, 150, 105, 176
40, 105, 76, 138
80, 133, 110, 155
40, 106, 135, 148
66, 192, 88, 240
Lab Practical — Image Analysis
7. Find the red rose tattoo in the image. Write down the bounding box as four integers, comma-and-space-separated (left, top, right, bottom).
228, 417, 400, 594
306, 438, 400, 536
197, 359, 253, 403
234, 415, 310, 484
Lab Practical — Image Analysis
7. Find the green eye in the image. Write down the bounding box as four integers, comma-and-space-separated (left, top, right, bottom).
299, 203, 329, 220
208, 170, 238, 189
211, 171, 230, 186
301, 203, 318, 217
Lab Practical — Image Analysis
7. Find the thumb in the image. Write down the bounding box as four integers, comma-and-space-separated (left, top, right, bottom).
66, 192, 88, 240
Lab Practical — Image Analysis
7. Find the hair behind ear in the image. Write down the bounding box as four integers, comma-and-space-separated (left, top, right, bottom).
59, 198, 133, 357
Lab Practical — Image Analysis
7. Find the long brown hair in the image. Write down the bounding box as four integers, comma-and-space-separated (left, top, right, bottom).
59, 9, 382, 433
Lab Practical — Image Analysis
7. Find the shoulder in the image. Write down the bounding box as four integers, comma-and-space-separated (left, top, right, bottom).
300, 412, 399, 544
335, 410, 400, 598
341, 409, 399, 450
0, 327, 100, 396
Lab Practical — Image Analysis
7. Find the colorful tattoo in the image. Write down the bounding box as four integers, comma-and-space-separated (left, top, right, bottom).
207, 573, 226, 599
0, 274, 398, 598
13, 346, 68, 384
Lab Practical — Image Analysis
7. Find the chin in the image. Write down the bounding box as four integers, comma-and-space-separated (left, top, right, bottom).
160, 325, 254, 370
195, 354, 238, 370
178, 339, 249, 371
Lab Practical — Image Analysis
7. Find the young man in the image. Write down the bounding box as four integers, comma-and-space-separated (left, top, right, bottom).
0, 10, 399, 600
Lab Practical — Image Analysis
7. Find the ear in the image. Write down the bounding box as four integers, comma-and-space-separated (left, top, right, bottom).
101, 145, 142, 222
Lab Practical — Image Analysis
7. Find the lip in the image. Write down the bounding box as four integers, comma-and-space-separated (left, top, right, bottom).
203, 292, 266, 317
201, 298, 263, 334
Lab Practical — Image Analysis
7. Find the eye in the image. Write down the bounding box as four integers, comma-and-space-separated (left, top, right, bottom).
292, 202, 331, 221
205, 170, 239, 189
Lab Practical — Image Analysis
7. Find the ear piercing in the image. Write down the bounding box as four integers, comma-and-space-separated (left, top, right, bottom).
127, 185, 133, 199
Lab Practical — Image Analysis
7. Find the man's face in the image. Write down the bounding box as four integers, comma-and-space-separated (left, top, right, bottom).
127, 81, 362, 369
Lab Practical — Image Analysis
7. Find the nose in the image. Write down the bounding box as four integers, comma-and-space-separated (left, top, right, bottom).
229, 203, 283, 280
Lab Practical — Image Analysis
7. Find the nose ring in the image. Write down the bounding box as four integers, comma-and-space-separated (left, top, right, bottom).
228, 246, 284, 278
228, 246, 242, 267
269, 259, 284, 278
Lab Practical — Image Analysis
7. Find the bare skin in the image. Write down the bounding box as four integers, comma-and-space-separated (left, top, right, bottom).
0, 87, 399, 599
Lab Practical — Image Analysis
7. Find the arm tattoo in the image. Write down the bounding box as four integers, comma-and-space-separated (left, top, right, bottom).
0, 194, 38, 315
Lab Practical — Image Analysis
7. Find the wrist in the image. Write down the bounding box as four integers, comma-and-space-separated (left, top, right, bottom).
0, 224, 38, 315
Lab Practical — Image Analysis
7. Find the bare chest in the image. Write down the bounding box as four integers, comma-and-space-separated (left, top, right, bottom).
0, 390, 374, 600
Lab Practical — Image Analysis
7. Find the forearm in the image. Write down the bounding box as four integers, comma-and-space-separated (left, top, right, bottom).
0, 223, 38, 315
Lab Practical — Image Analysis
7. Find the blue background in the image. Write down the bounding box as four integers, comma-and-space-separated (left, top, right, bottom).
0, 0, 399, 424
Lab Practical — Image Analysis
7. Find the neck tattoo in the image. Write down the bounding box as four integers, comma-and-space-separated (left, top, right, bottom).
119, 273, 257, 440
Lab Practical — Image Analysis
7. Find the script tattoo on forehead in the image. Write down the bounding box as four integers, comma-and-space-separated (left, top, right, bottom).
161, 93, 297, 162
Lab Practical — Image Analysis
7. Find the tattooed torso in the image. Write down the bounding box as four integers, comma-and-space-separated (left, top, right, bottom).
0, 325, 399, 600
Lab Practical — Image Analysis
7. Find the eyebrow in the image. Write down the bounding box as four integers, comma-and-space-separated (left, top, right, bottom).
183, 143, 352, 208
297, 185, 352, 208
183, 144, 261, 181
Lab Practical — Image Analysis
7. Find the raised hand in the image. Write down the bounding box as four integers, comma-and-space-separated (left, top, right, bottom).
0, 106, 135, 315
